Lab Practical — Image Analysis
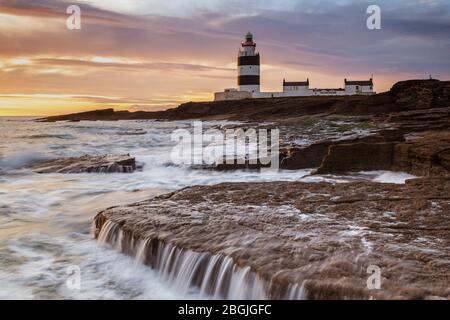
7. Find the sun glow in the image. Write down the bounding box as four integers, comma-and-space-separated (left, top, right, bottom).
0, 95, 130, 117
9, 58, 32, 65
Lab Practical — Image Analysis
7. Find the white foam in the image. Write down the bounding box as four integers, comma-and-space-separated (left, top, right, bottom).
368, 171, 417, 184
0, 149, 52, 170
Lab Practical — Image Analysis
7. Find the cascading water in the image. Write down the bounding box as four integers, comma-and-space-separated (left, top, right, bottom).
96, 219, 307, 300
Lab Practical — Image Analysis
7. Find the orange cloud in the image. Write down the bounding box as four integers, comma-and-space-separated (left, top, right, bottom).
1, 0, 448, 116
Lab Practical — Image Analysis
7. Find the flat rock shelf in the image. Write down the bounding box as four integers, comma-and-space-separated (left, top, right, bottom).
29, 154, 136, 173
94, 177, 450, 300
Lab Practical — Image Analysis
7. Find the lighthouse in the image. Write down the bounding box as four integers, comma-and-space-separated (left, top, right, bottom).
238, 32, 260, 93
214, 31, 375, 101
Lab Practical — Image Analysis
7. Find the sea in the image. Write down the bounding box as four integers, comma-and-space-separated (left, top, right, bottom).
0, 117, 415, 299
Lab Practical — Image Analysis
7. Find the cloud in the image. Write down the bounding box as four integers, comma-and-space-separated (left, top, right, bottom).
32, 58, 234, 72
0, 0, 449, 115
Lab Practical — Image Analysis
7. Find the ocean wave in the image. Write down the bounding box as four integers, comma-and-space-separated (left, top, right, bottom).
370, 171, 417, 184
117, 130, 147, 136
20, 134, 76, 140
0, 149, 53, 170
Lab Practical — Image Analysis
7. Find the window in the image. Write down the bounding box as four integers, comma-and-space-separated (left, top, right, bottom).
356, 86, 359, 90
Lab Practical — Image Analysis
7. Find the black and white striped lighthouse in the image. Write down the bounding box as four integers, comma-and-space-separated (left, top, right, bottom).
238, 32, 260, 93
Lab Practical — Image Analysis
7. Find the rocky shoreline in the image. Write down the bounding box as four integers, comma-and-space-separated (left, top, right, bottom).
38, 79, 450, 123
206, 130, 449, 177
28, 154, 137, 173
315, 131, 450, 176
94, 177, 450, 299
34, 79, 450, 299
36, 79, 450, 176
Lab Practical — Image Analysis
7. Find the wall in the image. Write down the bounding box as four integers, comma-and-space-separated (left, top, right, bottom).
312, 89, 347, 96
345, 85, 374, 95
214, 90, 252, 101
238, 85, 260, 93
215, 85, 375, 101
252, 92, 285, 98
283, 86, 313, 97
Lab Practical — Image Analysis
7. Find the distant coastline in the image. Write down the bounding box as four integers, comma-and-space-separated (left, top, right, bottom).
0, 116, 40, 121
37, 79, 448, 123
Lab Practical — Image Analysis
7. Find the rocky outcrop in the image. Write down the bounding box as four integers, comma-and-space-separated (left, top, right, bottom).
315, 142, 395, 173
392, 133, 450, 176
281, 129, 404, 170
389, 79, 450, 110
94, 178, 450, 300
384, 107, 450, 133
198, 129, 404, 171
38, 79, 450, 122
37, 108, 169, 122
316, 132, 450, 176
29, 154, 137, 173
200, 130, 450, 177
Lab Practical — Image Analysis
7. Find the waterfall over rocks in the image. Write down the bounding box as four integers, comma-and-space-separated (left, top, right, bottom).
93, 177, 450, 300
96, 219, 306, 300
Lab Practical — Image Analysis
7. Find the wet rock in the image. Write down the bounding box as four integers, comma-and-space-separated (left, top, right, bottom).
196, 129, 405, 172
280, 129, 404, 170
392, 132, 450, 176
208, 158, 272, 171
315, 142, 395, 173
94, 177, 450, 300
385, 107, 450, 133
29, 154, 137, 173
118, 129, 147, 136
198, 128, 450, 175
316, 132, 450, 176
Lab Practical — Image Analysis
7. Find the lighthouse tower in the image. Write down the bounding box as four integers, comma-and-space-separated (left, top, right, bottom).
238, 32, 260, 93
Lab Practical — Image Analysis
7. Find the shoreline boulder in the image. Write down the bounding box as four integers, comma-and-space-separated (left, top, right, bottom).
29, 154, 137, 173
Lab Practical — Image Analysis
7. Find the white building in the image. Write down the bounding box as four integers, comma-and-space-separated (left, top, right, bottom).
214, 88, 252, 101
283, 79, 310, 96
344, 79, 374, 95
214, 32, 375, 101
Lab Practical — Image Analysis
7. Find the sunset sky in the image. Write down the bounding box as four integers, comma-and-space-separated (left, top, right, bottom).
1, 0, 449, 116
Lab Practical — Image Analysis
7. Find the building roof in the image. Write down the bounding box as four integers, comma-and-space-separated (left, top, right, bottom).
283, 79, 309, 86
345, 78, 373, 86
